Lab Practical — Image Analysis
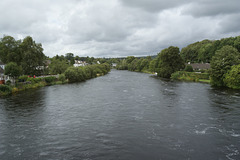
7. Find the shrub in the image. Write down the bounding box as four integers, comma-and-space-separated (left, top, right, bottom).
210, 45, 240, 87
0, 85, 12, 92
58, 74, 66, 83
44, 76, 57, 84
65, 64, 110, 83
171, 71, 209, 82
18, 75, 28, 82
224, 64, 240, 89
27, 77, 42, 83
184, 65, 193, 72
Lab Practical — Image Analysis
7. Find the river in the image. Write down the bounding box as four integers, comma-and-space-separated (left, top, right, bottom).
0, 70, 240, 160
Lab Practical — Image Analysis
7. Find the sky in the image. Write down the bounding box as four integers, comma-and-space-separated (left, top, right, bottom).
0, 0, 240, 58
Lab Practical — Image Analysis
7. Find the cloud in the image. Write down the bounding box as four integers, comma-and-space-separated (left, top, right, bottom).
120, 0, 190, 12
218, 13, 240, 34
182, 0, 240, 17
0, 0, 239, 57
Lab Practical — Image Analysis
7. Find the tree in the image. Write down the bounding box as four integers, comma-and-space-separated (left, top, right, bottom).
65, 53, 74, 65
180, 40, 213, 63
140, 58, 150, 71
116, 59, 128, 70
224, 64, 240, 89
149, 59, 158, 72
4, 62, 22, 83
20, 36, 45, 75
156, 46, 185, 78
128, 59, 138, 71
49, 59, 69, 74
184, 65, 193, 72
210, 45, 240, 87
126, 56, 135, 64
0, 35, 21, 65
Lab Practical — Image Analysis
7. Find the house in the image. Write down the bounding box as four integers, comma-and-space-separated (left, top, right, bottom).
0, 67, 4, 81
0, 61, 5, 81
187, 63, 211, 70
74, 60, 88, 67
0, 61, 5, 70
36, 60, 52, 71
112, 63, 117, 67
44, 60, 51, 68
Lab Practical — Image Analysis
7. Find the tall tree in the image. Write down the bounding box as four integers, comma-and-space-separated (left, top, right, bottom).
0, 35, 21, 65
210, 45, 240, 87
65, 53, 74, 65
4, 62, 22, 83
20, 36, 45, 75
49, 59, 69, 74
157, 46, 185, 78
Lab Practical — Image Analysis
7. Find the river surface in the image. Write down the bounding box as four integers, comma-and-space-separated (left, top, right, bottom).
0, 70, 240, 160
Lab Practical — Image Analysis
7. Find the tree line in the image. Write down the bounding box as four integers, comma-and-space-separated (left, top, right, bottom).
0, 35, 113, 85
0, 36, 45, 76
116, 35, 240, 89
1, 34, 240, 89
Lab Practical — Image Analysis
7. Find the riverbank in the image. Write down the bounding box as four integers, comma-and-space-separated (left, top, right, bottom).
0, 64, 111, 96
171, 71, 210, 83
124, 69, 210, 83
0, 76, 67, 96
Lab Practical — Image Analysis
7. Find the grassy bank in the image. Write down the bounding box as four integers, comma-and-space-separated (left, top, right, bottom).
171, 71, 210, 83
0, 76, 67, 96
0, 64, 111, 96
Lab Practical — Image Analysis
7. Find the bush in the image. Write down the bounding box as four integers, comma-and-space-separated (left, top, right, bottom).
44, 76, 57, 84
184, 65, 193, 72
27, 77, 42, 83
18, 75, 28, 82
0, 85, 12, 92
58, 74, 66, 83
6, 80, 11, 85
171, 71, 210, 82
224, 64, 240, 89
64, 64, 110, 83
210, 45, 240, 87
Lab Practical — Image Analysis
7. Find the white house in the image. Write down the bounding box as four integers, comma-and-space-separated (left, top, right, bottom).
0, 61, 5, 81
0, 61, 5, 70
74, 60, 88, 67
112, 63, 117, 67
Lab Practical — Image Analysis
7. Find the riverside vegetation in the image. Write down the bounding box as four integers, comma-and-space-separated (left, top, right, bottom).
116, 35, 240, 89
1, 34, 240, 95
0, 63, 110, 96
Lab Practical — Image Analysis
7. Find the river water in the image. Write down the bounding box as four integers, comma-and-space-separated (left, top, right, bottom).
0, 70, 240, 160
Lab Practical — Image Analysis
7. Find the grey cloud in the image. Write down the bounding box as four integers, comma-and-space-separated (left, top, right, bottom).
0, 0, 239, 58
182, 0, 240, 17
218, 13, 240, 34
0, 0, 48, 32
120, 0, 190, 12
66, 1, 157, 44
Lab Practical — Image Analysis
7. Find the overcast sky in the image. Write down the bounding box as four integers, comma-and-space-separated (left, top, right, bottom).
1, 0, 240, 57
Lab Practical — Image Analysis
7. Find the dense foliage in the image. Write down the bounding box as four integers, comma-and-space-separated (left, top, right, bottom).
184, 65, 193, 72
156, 46, 185, 78
65, 64, 110, 83
0, 35, 46, 76
4, 62, 22, 79
116, 56, 152, 72
224, 65, 240, 89
49, 59, 69, 74
180, 36, 240, 63
171, 71, 209, 82
210, 45, 240, 87
2, 34, 240, 90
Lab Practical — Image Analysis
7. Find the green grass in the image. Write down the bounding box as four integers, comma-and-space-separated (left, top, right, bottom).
199, 79, 210, 83
171, 71, 210, 83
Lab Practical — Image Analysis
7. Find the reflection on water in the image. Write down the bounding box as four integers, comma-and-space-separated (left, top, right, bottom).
0, 70, 240, 160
